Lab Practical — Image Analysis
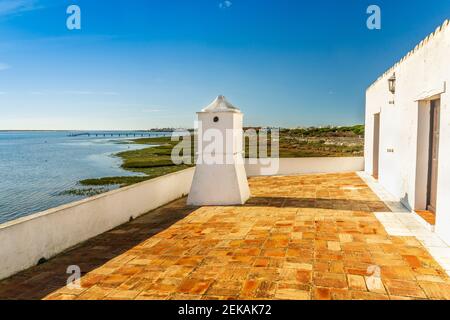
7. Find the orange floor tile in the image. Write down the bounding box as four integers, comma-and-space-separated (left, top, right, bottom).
415, 210, 436, 226
0, 173, 449, 300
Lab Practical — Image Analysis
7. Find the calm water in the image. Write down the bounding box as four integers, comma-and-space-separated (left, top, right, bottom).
0, 131, 167, 224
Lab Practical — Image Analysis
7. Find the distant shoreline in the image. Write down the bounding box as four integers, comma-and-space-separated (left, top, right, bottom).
0, 129, 182, 132
77, 136, 191, 189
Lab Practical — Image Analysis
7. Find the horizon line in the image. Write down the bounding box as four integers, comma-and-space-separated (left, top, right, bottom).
0, 124, 364, 132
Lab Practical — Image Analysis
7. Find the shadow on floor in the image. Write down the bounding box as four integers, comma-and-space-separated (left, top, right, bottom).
0, 201, 199, 300
0, 195, 391, 300
245, 197, 391, 212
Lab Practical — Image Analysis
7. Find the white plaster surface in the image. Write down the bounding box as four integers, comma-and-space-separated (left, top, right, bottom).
0, 167, 195, 281
245, 157, 364, 177
188, 96, 250, 206
365, 20, 450, 245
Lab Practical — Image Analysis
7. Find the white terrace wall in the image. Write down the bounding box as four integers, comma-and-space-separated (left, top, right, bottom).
0, 158, 363, 280
365, 20, 450, 244
245, 157, 364, 177
0, 168, 195, 281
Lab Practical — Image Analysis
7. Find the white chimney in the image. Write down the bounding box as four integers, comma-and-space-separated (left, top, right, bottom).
187, 95, 251, 206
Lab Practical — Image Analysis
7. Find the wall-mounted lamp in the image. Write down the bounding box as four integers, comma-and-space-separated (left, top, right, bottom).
388, 73, 396, 94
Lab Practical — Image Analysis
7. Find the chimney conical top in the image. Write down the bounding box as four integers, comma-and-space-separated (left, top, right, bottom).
201, 95, 241, 113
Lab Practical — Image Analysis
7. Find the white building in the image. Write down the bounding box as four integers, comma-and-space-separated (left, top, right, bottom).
365, 20, 450, 244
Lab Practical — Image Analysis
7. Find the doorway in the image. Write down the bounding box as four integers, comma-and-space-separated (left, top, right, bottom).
427, 99, 440, 213
373, 113, 380, 179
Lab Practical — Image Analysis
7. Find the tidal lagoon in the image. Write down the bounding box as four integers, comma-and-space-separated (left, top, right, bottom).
0, 131, 167, 224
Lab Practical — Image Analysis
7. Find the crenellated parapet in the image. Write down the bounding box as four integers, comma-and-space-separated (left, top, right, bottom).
367, 19, 450, 90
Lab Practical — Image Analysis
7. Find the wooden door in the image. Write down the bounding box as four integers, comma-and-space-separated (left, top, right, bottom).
373, 113, 380, 179
427, 100, 440, 213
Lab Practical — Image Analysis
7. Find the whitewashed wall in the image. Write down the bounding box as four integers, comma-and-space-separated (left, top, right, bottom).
0, 168, 195, 281
245, 157, 364, 177
365, 20, 450, 244
0, 157, 364, 280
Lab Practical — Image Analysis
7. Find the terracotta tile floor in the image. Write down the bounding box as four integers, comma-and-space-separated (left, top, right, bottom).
416, 210, 436, 226
0, 172, 449, 300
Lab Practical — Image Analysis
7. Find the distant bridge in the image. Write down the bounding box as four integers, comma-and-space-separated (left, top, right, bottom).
67, 132, 170, 138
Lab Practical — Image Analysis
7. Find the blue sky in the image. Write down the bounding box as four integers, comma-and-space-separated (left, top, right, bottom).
0, 0, 449, 130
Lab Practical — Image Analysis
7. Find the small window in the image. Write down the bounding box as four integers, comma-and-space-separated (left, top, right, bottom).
213, 116, 219, 123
